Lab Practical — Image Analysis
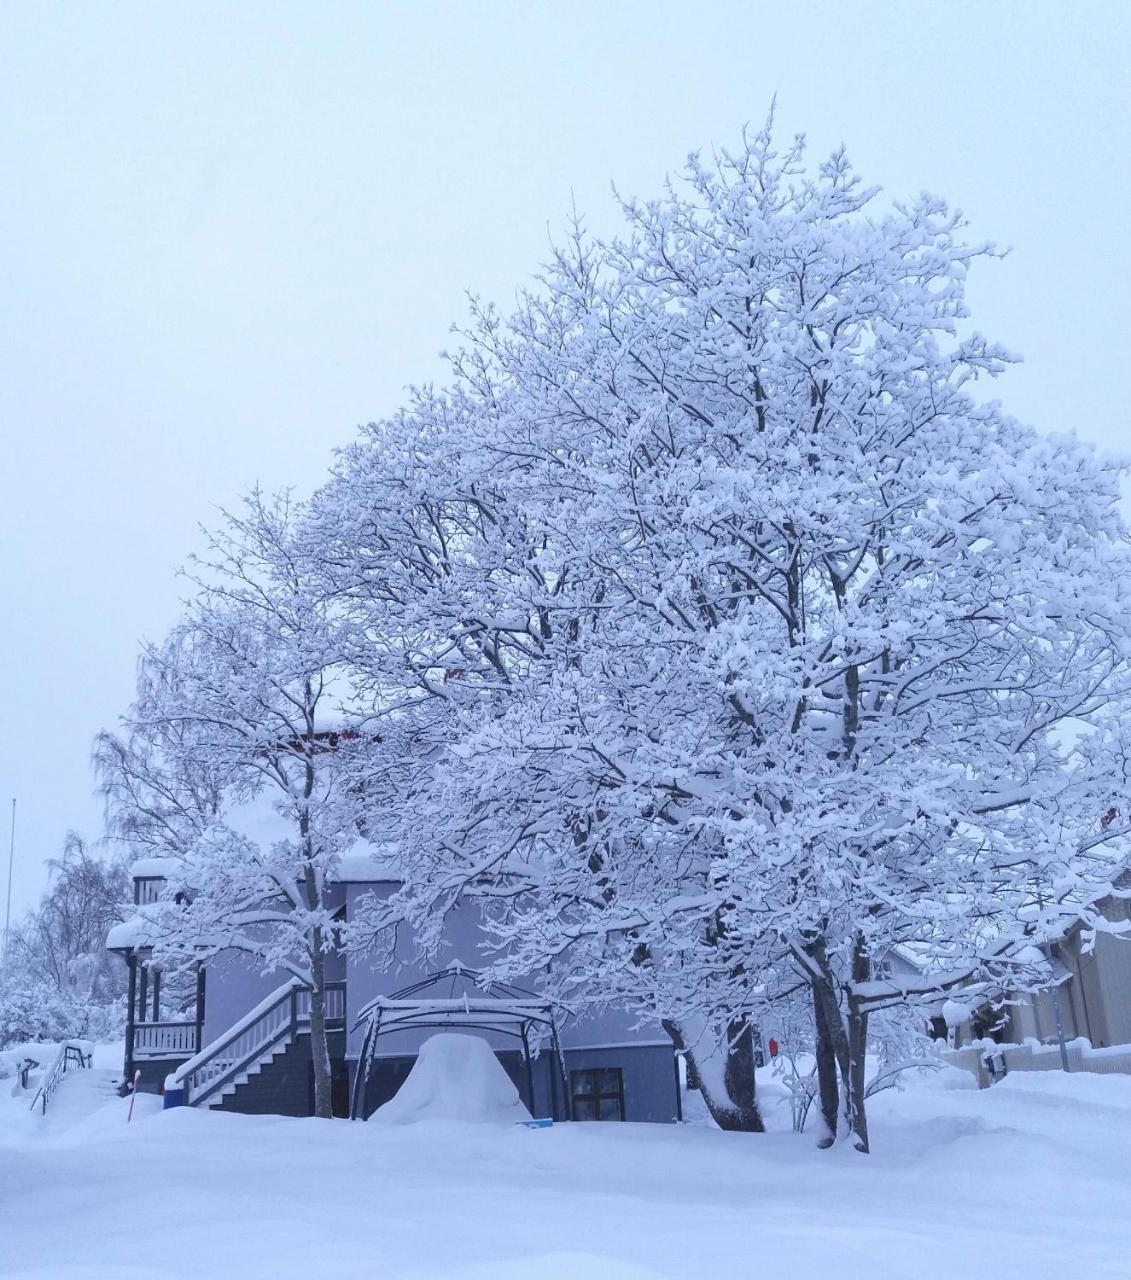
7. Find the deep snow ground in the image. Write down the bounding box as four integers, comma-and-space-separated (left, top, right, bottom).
2, 1058, 1128, 1280
1, 1043, 123, 1149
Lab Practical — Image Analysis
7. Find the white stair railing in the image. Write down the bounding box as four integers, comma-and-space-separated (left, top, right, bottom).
173, 980, 346, 1108
175, 980, 299, 1107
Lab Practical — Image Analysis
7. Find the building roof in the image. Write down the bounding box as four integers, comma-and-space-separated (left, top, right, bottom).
106, 908, 162, 951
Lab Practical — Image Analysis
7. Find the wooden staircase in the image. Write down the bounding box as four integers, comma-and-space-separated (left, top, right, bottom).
172, 980, 344, 1110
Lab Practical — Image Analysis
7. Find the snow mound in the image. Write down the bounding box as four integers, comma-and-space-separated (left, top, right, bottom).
372, 1033, 532, 1126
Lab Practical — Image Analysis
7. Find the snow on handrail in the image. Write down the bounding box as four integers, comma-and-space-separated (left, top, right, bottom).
29, 1040, 92, 1115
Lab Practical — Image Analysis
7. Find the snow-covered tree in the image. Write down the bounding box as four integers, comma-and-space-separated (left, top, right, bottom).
1, 833, 131, 1046
305, 382, 571, 942
93, 117, 1131, 1149
100, 492, 361, 1117
337, 123, 1131, 1148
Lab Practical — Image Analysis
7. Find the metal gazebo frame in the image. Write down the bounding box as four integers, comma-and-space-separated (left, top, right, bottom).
349, 962, 573, 1122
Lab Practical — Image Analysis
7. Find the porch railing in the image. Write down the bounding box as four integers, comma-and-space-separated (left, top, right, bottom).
297, 981, 345, 1027
133, 1021, 199, 1057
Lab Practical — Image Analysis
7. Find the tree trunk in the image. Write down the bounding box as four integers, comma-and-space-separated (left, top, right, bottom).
845, 935, 871, 1153
720, 1019, 765, 1132
299, 740, 333, 1121
307, 924, 333, 1120
845, 994, 869, 1153
805, 934, 859, 1149
664, 1018, 765, 1132
812, 981, 840, 1148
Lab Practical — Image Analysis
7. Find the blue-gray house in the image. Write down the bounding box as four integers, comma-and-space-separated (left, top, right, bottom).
108, 858, 681, 1124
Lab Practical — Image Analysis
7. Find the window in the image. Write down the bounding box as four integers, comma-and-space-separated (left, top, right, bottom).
570, 1067, 625, 1121
135, 877, 164, 905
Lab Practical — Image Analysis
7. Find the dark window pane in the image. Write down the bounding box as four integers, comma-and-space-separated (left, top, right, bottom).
571, 1067, 624, 1119
571, 1070, 595, 1098
598, 1095, 622, 1121
573, 1097, 597, 1120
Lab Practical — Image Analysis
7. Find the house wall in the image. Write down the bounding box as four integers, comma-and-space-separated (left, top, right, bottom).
1003, 967, 1092, 1047
344, 882, 479, 1058
562, 1044, 679, 1124
135, 880, 669, 1067
133, 1055, 192, 1093
201, 951, 291, 1048
351, 1042, 678, 1123
338, 882, 679, 1121
1057, 939, 1096, 1044
1088, 929, 1131, 1046
1006, 998, 1035, 1044
1077, 940, 1113, 1046
341, 883, 672, 1060
177, 879, 678, 1121
1002, 893, 1131, 1052
200, 885, 347, 1048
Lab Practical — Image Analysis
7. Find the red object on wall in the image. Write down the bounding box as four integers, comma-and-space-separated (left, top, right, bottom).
767, 1038, 779, 1058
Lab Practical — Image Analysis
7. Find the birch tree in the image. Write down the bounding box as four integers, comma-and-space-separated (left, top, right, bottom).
1, 834, 131, 1044
100, 492, 360, 1118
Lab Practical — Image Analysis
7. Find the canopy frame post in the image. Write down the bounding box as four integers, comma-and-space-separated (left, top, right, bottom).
520, 1023, 536, 1115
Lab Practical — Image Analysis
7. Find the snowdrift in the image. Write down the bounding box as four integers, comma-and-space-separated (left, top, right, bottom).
7, 1063, 1131, 1277
372, 1032, 532, 1125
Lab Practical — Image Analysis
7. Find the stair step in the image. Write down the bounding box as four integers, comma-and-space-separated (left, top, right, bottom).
204, 1044, 288, 1106
189, 1000, 327, 1109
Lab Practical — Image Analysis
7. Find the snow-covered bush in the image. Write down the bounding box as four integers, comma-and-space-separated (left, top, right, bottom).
0, 982, 82, 1048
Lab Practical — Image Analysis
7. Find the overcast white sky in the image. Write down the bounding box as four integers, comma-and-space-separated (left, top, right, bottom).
2, 1, 1129, 915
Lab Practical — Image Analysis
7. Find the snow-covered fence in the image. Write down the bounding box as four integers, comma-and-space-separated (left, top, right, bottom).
945, 1038, 1131, 1086
29, 1040, 93, 1115
1067, 1044, 1131, 1074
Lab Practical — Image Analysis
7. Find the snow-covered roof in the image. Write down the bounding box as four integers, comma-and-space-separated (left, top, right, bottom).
337, 851, 402, 883
308, 671, 371, 734
886, 944, 928, 972
129, 858, 176, 879
106, 910, 160, 951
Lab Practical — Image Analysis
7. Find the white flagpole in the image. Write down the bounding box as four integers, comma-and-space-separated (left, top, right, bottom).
2, 798, 14, 983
